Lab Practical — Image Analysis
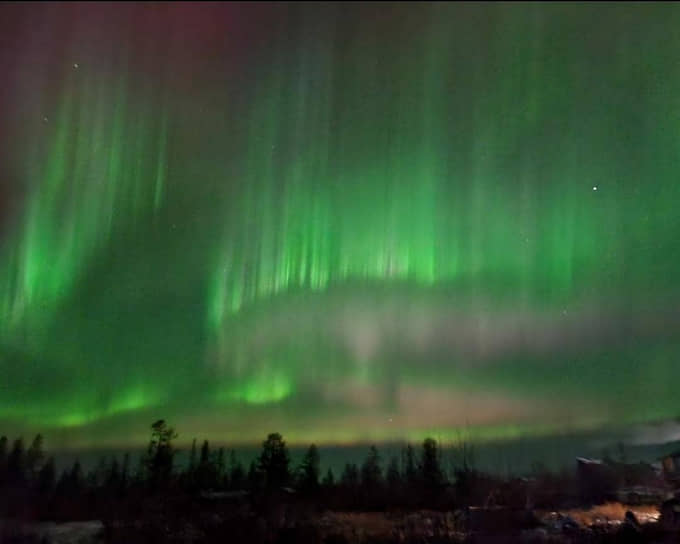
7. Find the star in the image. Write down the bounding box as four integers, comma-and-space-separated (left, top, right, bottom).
592, 186, 598, 191
73, 63, 79, 69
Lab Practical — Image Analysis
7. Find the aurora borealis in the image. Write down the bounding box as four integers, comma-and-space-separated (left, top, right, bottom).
1, 3, 680, 451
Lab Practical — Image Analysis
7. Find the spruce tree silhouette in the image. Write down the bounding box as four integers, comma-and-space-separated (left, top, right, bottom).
145, 419, 177, 490
386, 456, 401, 493
0, 435, 7, 486
120, 453, 130, 491
26, 434, 44, 479
322, 467, 335, 488
247, 460, 263, 490
229, 450, 245, 490
88, 456, 108, 488
420, 437, 445, 489
361, 445, 382, 489
258, 433, 290, 489
297, 444, 320, 492
57, 460, 83, 496
340, 463, 359, 488
7, 438, 25, 486
188, 439, 197, 475
215, 447, 226, 488
70, 460, 83, 490
197, 440, 217, 489
106, 457, 121, 492
38, 456, 56, 494
403, 444, 417, 488
200, 440, 210, 465
340, 463, 360, 508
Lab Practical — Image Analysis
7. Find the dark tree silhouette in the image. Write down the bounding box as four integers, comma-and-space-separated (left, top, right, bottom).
56, 470, 68, 495
145, 419, 177, 489
7, 437, 25, 485
57, 459, 83, 497
340, 462, 360, 508
340, 463, 359, 488
71, 460, 83, 488
88, 456, 108, 488
297, 444, 320, 492
0, 435, 7, 485
25, 434, 44, 479
189, 438, 197, 473
258, 433, 290, 489
452, 437, 479, 505
120, 453, 130, 491
386, 456, 401, 492
361, 445, 382, 489
215, 447, 226, 488
106, 457, 121, 491
196, 440, 218, 489
403, 444, 417, 488
38, 456, 56, 494
247, 460, 263, 490
322, 467, 335, 488
420, 437, 445, 488
229, 450, 245, 490
455, 436, 475, 472
200, 440, 210, 465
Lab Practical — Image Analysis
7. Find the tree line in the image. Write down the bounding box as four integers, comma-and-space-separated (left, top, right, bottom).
117, 421, 452, 495
0, 420, 491, 515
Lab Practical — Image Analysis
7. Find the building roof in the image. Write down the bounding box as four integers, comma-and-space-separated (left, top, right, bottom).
576, 457, 603, 465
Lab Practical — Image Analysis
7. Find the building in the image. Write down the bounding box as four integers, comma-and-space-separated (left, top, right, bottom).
660, 451, 680, 484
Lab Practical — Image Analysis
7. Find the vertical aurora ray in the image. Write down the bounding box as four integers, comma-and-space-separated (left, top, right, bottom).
205, 3, 680, 425
0, 41, 169, 341
0, 6, 172, 429
206, 4, 626, 327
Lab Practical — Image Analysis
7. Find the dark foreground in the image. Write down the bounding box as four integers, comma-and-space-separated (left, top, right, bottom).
2, 494, 680, 544
4, 425, 680, 542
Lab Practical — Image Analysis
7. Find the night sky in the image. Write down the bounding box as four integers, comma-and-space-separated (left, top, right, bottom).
1, 3, 680, 451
